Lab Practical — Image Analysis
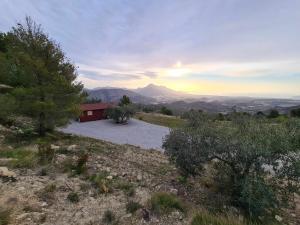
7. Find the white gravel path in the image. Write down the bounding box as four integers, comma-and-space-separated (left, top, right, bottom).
59, 119, 170, 151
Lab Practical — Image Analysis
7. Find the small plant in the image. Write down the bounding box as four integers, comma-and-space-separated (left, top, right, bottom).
126, 201, 142, 214
37, 142, 55, 164
67, 192, 79, 203
90, 171, 111, 193
102, 210, 116, 224
0, 148, 38, 168
0, 207, 11, 225
38, 183, 56, 203
74, 153, 88, 174
114, 180, 135, 196
190, 211, 244, 225
149, 192, 185, 215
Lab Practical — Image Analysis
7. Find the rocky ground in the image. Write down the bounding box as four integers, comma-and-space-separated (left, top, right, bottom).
0, 124, 299, 225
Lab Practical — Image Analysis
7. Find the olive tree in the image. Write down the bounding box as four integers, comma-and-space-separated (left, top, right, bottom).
163, 113, 300, 219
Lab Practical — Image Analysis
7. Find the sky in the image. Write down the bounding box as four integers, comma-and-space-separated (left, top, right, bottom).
0, 0, 300, 98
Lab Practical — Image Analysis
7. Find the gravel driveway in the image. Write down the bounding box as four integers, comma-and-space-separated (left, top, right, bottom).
59, 119, 170, 151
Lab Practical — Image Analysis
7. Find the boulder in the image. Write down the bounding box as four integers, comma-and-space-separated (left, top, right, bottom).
0, 167, 16, 179
67, 144, 77, 151
50, 144, 60, 150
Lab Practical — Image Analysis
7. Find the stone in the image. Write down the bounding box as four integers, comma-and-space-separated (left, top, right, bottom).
0, 167, 16, 179
50, 144, 60, 150
111, 172, 117, 177
137, 174, 142, 181
41, 202, 48, 207
170, 188, 178, 195
67, 144, 77, 151
275, 215, 283, 222
106, 175, 113, 180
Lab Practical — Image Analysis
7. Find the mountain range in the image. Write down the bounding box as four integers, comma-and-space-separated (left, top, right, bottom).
86, 84, 300, 114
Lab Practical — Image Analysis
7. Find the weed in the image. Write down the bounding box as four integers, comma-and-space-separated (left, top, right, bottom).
0, 207, 11, 225
37, 142, 55, 164
190, 211, 244, 225
150, 192, 186, 215
0, 148, 38, 168
74, 153, 88, 174
113, 180, 135, 196
102, 210, 116, 224
126, 201, 142, 214
67, 192, 79, 203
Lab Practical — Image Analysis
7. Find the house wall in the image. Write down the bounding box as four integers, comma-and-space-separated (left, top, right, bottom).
79, 109, 106, 122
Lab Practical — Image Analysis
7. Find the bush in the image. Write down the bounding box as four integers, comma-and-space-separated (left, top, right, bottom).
67, 192, 79, 203
290, 108, 300, 117
126, 201, 142, 213
190, 211, 244, 225
267, 109, 280, 118
0, 148, 38, 168
37, 141, 55, 164
163, 114, 300, 220
102, 210, 116, 224
74, 153, 88, 174
149, 192, 185, 214
0, 207, 11, 225
160, 106, 173, 115
106, 105, 135, 124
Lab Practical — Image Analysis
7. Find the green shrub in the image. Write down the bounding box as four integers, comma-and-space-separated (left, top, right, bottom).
126, 201, 142, 214
113, 180, 135, 196
74, 153, 88, 174
102, 210, 116, 224
0, 148, 38, 168
163, 114, 300, 220
0, 207, 11, 225
37, 142, 55, 164
150, 192, 185, 214
67, 192, 79, 203
160, 106, 173, 115
190, 212, 243, 225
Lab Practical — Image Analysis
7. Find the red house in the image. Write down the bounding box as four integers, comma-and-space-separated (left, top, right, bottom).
79, 103, 111, 122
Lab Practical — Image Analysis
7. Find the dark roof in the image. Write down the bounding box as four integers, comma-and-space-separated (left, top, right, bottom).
80, 103, 111, 111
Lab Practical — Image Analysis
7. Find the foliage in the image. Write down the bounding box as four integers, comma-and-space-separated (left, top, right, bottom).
74, 153, 88, 174
37, 141, 55, 164
0, 147, 38, 168
84, 97, 102, 104
160, 106, 173, 115
134, 112, 185, 128
190, 211, 245, 225
102, 210, 116, 224
0, 207, 11, 225
67, 192, 79, 203
126, 201, 142, 213
149, 192, 185, 214
163, 112, 300, 220
290, 108, 300, 117
107, 104, 135, 124
0, 17, 84, 136
268, 109, 280, 118
119, 95, 131, 106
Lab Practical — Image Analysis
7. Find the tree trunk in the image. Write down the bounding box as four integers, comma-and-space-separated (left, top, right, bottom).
38, 111, 46, 136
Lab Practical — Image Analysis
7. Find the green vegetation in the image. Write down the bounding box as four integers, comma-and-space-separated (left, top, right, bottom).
0, 148, 38, 168
126, 201, 142, 214
164, 111, 300, 221
67, 192, 79, 203
160, 106, 173, 115
291, 107, 300, 117
135, 112, 186, 128
102, 210, 116, 224
113, 180, 135, 196
0, 207, 11, 225
0, 17, 84, 136
149, 192, 185, 214
190, 211, 245, 225
107, 95, 135, 124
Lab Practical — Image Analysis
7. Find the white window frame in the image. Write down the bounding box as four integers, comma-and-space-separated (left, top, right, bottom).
87, 111, 93, 116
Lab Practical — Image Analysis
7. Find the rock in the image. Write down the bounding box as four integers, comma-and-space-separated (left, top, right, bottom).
106, 175, 113, 180
121, 172, 127, 177
67, 144, 77, 151
16, 213, 30, 221
18, 186, 25, 191
141, 208, 150, 221
50, 144, 60, 150
41, 202, 48, 207
111, 172, 117, 177
0, 167, 16, 179
170, 188, 178, 195
275, 215, 283, 222
137, 174, 142, 181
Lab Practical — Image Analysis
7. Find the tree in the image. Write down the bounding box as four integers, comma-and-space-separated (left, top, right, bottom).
290, 108, 300, 118
119, 95, 131, 106
107, 96, 135, 123
0, 17, 84, 135
160, 106, 173, 115
163, 113, 300, 220
268, 109, 280, 118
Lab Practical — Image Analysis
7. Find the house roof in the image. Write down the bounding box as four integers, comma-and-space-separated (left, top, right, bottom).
80, 103, 111, 111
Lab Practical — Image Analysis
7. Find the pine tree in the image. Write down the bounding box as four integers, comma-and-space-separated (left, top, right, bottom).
0, 17, 84, 135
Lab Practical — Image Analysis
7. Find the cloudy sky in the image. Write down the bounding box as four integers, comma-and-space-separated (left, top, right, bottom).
0, 0, 300, 97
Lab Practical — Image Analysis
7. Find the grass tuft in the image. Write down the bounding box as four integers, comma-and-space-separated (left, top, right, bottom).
126, 201, 142, 214
150, 192, 185, 215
